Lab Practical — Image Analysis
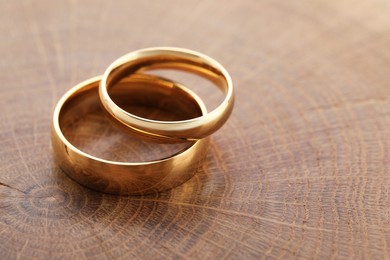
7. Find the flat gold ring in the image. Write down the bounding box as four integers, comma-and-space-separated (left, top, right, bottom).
99, 47, 234, 142
52, 74, 209, 195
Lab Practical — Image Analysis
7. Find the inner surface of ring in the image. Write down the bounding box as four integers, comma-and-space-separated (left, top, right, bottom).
106, 58, 228, 95
59, 76, 203, 162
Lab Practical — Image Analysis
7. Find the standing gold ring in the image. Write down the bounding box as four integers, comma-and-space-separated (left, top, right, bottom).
99, 47, 234, 143
52, 74, 209, 195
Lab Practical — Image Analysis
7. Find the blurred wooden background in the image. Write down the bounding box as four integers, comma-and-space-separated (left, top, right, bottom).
1, 0, 390, 259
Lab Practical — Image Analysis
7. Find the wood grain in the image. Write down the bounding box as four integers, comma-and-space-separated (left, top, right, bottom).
1, 0, 390, 258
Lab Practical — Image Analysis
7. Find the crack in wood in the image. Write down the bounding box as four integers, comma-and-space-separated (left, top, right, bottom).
0, 181, 26, 194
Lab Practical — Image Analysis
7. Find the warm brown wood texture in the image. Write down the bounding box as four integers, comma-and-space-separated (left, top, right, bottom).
1, 0, 390, 259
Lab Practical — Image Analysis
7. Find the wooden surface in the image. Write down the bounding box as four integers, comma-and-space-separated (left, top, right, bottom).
1, 0, 390, 259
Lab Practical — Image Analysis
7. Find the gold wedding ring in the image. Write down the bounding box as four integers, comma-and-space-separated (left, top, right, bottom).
52, 47, 233, 195
52, 74, 209, 195
99, 47, 234, 142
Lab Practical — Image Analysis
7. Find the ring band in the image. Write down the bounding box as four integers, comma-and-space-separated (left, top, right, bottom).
99, 47, 234, 142
52, 74, 209, 195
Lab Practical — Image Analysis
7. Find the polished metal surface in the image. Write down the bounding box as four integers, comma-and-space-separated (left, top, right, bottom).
52, 74, 209, 195
99, 47, 234, 142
